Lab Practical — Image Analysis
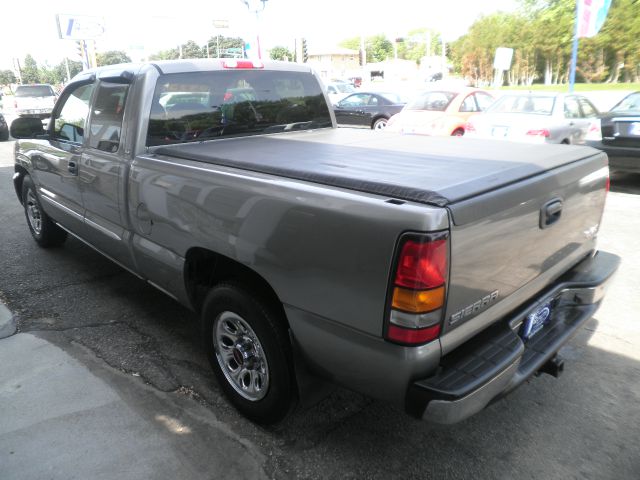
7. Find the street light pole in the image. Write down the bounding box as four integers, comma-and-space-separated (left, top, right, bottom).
241, 0, 268, 59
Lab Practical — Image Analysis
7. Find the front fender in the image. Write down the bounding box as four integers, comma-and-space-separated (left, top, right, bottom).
13, 150, 33, 204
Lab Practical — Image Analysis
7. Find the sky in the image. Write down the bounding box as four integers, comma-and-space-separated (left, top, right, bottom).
0, 0, 518, 70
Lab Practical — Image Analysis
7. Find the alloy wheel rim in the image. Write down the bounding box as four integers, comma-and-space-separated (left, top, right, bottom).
213, 311, 269, 401
26, 190, 43, 235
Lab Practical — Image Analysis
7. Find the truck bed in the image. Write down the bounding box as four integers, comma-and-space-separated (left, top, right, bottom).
153, 128, 605, 209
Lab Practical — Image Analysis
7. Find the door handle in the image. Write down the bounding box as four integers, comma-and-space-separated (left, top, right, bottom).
68, 160, 78, 176
540, 199, 563, 229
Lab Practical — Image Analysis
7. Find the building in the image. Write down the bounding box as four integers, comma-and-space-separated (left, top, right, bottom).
307, 47, 360, 80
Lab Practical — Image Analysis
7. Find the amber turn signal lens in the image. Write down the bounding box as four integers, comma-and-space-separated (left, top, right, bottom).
391, 286, 444, 313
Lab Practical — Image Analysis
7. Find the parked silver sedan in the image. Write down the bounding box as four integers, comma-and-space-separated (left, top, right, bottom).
465, 93, 601, 144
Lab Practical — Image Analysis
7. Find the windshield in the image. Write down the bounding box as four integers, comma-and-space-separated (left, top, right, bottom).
489, 95, 555, 115
15, 85, 55, 97
334, 83, 355, 94
405, 91, 456, 111
147, 70, 332, 147
611, 92, 640, 113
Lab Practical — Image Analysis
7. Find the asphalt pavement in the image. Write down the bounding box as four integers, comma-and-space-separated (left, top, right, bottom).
0, 138, 639, 479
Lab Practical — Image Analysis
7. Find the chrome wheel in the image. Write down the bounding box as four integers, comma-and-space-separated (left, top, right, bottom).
373, 118, 387, 130
26, 190, 43, 235
213, 311, 269, 401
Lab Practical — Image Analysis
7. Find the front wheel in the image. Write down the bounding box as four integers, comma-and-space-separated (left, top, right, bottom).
21, 175, 67, 247
451, 128, 465, 136
202, 283, 296, 424
372, 118, 388, 130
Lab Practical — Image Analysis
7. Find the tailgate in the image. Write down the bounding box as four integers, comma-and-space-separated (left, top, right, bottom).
443, 150, 608, 335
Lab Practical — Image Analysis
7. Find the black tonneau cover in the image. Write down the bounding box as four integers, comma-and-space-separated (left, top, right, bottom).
153, 128, 604, 207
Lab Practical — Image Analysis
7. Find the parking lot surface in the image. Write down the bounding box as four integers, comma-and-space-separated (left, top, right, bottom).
0, 139, 638, 479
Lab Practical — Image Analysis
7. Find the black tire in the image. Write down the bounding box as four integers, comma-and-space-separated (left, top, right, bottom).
451, 128, 465, 136
21, 175, 67, 247
0, 130, 8, 141
372, 117, 388, 130
202, 283, 295, 424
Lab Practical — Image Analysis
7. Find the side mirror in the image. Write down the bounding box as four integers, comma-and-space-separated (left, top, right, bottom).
10, 117, 46, 139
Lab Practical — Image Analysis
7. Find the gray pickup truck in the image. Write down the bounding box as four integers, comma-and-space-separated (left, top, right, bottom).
11, 60, 619, 425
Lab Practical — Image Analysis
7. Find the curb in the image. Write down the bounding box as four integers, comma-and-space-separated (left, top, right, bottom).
0, 302, 16, 339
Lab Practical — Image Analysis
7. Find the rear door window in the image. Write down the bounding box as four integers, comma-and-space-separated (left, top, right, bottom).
147, 70, 332, 146
564, 97, 582, 119
577, 98, 598, 118
459, 95, 478, 112
88, 82, 129, 152
15, 85, 56, 97
474, 92, 493, 111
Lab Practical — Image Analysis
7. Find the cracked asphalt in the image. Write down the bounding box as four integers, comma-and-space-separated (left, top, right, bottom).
0, 139, 639, 479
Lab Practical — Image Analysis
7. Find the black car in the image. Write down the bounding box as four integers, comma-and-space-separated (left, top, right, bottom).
0, 113, 9, 141
334, 92, 406, 130
588, 91, 640, 174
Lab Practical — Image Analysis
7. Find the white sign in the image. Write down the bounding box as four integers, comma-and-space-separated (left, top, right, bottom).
213, 19, 230, 29
493, 47, 514, 71
57, 14, 105, 40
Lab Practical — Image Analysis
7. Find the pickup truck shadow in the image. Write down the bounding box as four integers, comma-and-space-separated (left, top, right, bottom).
610, 171, 640, 194
272, 316, 640, 479
1, 165, 637, 479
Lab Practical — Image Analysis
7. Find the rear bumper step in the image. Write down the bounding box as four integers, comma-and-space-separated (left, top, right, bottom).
406, 250, 620, 424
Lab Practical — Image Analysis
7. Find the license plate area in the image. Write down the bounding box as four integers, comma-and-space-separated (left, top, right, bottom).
521, 299, 554, 341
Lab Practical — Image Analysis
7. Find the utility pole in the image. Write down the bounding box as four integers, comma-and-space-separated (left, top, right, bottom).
441, 36, 446, 78
13, 58, 23, 84
64, 58, 71, 82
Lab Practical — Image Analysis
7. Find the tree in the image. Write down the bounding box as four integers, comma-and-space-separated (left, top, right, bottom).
205, 36, 246, 57
96, 51, 132, 66
0, 70, 16, 87
269, 46, 294, 61
149, 47, 179, 61
181, 40, 205, 59
340, 34, 393, 63
22, 54, 40, 83
396, 29, 442, 64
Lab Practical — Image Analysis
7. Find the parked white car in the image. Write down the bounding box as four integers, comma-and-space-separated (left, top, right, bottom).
465, 93, 601, 144
325, 82, 356, 105
14, 84, 57, 119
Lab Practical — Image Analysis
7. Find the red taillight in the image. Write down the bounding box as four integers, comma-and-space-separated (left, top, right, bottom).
387, 324, 441, 344
386, 234, 448, 346
222, 59, 264, 69
526, 128, 550, 137
395, 239, 447, 289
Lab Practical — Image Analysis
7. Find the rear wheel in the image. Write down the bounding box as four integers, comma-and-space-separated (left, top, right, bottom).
202, 283, 295, 424
372, 117, 388, 130
451, 128, 465, 136
21, 175, 67, 247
